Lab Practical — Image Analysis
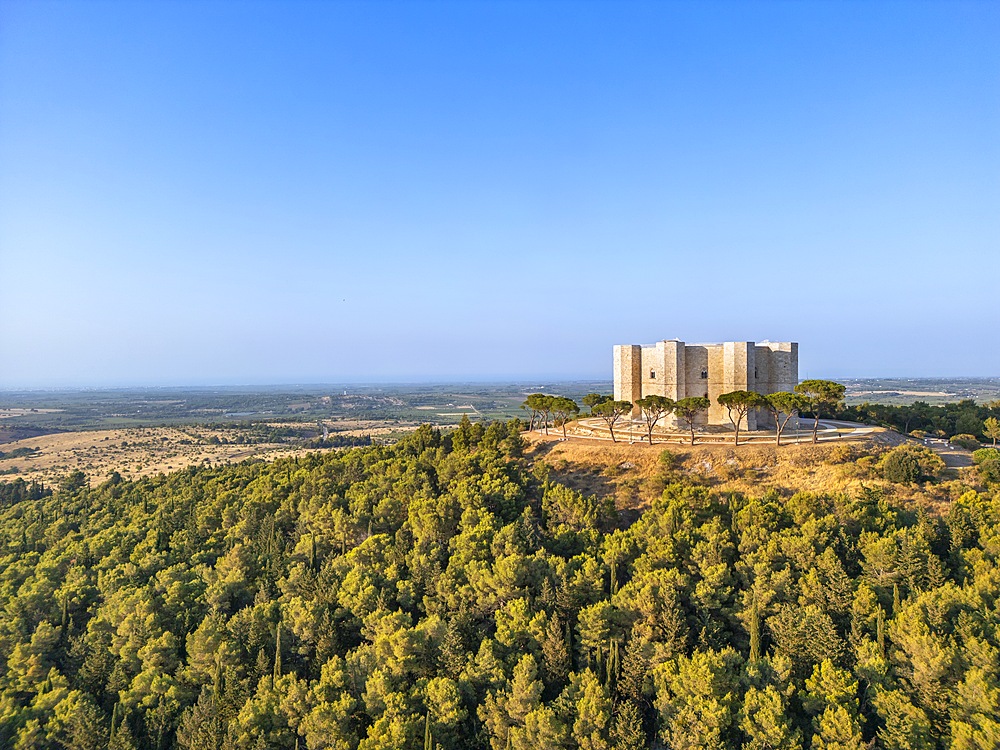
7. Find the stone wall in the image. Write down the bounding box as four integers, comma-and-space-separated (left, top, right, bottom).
612, 338, 798, 428
613, 345, 642, 406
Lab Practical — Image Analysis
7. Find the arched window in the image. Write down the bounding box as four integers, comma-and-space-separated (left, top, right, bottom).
700, 369, 708, 379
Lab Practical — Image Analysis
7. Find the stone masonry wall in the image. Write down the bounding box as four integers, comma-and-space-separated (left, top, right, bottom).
612, 338, 798, 429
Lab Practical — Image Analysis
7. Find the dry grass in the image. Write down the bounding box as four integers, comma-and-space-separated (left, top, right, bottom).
523, 432, 967, 515
0, 425, 387, 487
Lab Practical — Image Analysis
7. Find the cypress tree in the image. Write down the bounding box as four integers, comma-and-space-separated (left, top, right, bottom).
749, 605, 762, 662
876, 606, 886, 658
610, 699, 646, 750
273, 622, 282, 683
617, 637, 648, 704
541, 614, 571, 688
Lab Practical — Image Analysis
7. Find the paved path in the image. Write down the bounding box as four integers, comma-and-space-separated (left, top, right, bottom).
920, 437, 974, 468
567, 417, 873, 445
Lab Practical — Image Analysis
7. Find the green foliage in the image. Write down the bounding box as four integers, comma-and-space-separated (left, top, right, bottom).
674, 396, 711, 446
984, 416, 1000, 447
716, 390, 766, 445
977, 459, 1000, 485
883, 450, 922, 483
836, 397, 998, 440
972, 447, 1000, 465
1, 416, 999, 750
950, 434, 981, 451
582, 393, 612, 415
881, 444, 944, 483
634, 394, 674, 445
592, 401, 633, 443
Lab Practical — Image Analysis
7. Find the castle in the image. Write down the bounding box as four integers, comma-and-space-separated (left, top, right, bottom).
613, 339, 798, 429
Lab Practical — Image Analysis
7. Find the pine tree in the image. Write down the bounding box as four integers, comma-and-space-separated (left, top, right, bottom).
610, 700, 645, 750
542, 614, 571, 689
617, 637, 648, 704
740, 684, 802, 750
109, 719, 138, 750
508, 655, 544, 723
440, 617, 468, 675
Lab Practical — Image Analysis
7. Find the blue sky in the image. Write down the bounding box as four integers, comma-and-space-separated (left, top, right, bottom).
1, 0, 997, 387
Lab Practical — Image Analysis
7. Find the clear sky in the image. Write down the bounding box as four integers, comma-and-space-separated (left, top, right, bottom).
1, 0, 997, 387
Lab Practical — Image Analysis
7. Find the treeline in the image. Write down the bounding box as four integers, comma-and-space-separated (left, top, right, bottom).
524, 380, 847, 446
0, 420, 998, 748
0, 478, 51, 507
199, 423, 318, 445
836, 400, 1000, 443
304, 434, 374, 449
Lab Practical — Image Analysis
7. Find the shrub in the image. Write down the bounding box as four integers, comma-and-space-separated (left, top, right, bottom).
978, 459, 1000, 485
658, 449, 679, 470
881, 444, 944, 483
972, 448, 1000, 465
950, 434, 980, 451
883, 450, 921, 483
909, 430, 927, 439
825, 443, 855, 464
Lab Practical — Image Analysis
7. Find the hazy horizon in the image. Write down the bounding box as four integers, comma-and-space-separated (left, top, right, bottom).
3, 374, 1000, 394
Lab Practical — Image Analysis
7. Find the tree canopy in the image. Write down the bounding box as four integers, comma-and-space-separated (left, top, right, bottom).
592, 400, 634, 444
0, 418, 997, 749
673, 397, 711, 446
795, 380, 847, 444
717, 391, 767, 446
634, 395, 674, 446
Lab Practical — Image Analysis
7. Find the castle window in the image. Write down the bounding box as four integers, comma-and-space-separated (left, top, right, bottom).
754, 367, 758, 378
650, 370, 656, 379
701, 369, 708, 379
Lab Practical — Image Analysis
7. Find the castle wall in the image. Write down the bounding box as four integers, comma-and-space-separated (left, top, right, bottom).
612, 338, 798, 430
723, 341, 757, 430
706, 345, 726, 425
613, 345, 642, 407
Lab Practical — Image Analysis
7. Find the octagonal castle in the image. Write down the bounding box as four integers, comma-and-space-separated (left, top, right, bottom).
613, 339, 798, 429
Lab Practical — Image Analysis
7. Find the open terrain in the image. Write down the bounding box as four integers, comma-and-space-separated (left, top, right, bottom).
1, 378, 994, 488
0, 423, 391, 486
841, 376, 1000, 405
522, 428, 976, 516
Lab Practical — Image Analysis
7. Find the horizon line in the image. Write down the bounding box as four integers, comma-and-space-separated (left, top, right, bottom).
2, 374, 1000, 393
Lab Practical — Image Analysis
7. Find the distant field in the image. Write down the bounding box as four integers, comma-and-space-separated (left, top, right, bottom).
0, 422, 398, 486
841, 377, 1000, 405
0, 381, 610, 433
1, 378, 996, 487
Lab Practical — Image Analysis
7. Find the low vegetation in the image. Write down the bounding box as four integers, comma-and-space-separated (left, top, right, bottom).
839, 399, 1000, 443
